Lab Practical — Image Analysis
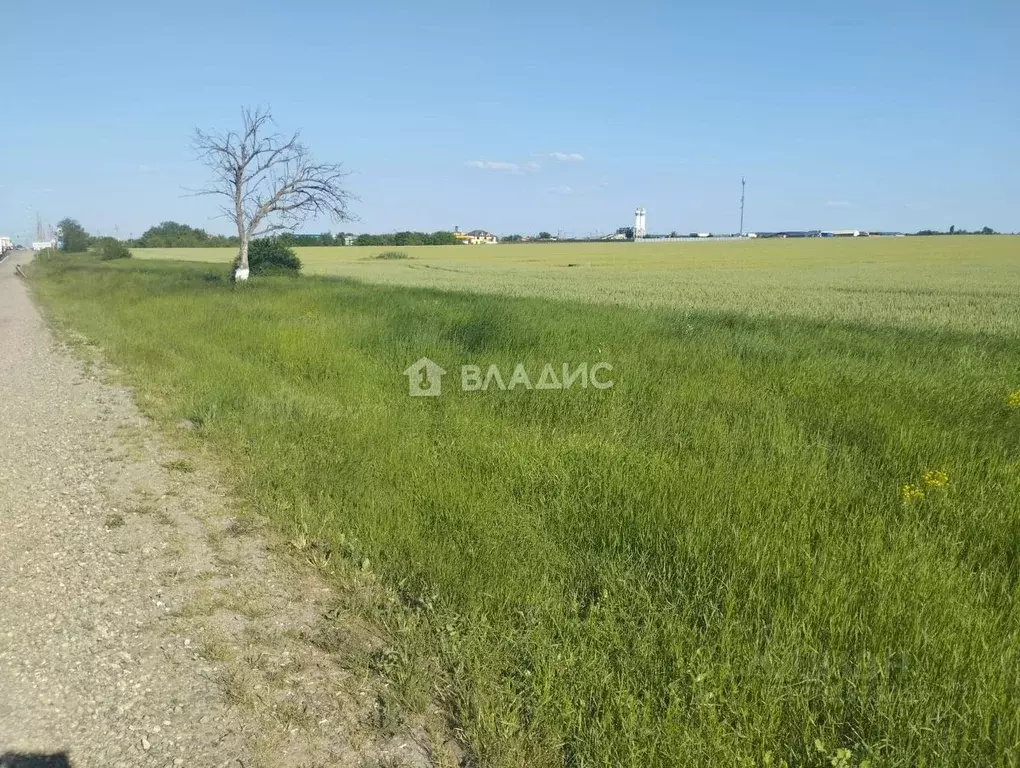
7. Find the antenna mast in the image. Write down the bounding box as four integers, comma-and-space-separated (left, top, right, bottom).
739, 177, 746, 235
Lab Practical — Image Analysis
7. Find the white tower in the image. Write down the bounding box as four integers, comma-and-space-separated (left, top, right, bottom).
634, 207, 647, 239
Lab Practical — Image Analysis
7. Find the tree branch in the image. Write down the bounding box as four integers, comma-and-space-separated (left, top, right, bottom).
193, 106, 359, 256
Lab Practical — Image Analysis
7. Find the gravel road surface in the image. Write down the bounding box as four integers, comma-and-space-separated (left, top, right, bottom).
0, 251, 444, 768
0, 250, 252, 766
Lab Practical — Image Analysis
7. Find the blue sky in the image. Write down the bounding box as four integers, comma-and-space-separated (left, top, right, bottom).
2, 0, 1017, 240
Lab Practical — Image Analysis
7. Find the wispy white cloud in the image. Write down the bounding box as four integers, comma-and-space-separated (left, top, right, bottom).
466, 160, 541, 175
139, 164, 156, 173
467, 160, 516, 172
550, 185, 574, 195
824, 200, 850, 207
547, 152, 584, 162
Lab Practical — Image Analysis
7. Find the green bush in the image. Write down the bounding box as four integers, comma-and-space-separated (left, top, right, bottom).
95, 237, 132, 261
234, 238, 302, 276
375, 250, 410, 260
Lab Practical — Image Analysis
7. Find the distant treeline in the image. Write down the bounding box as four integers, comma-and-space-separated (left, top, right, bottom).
129, 222, 238, 248
352, 231, 459, 246
914, 226, 998, 236
129, 222, 354, 248
129, 222, 464, 248
280, 232, 348, 246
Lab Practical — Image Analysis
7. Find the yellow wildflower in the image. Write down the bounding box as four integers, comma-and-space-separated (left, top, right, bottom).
1007, 391, 1020, 409
922, 469, 949, 488
901, 484, 925, 505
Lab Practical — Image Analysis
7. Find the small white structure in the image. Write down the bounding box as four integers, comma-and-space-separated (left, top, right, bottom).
0, 236, 12, 253
32, 240, 57, 251
634, 208, 647, 239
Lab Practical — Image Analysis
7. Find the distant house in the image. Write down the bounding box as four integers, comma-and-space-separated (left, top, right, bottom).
468, 230, 497, 244
455, 229, 498, 245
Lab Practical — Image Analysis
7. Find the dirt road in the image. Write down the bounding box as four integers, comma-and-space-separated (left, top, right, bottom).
0, 251, 439, 767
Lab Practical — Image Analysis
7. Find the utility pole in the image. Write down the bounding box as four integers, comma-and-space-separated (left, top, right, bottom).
739, 177, 746, 236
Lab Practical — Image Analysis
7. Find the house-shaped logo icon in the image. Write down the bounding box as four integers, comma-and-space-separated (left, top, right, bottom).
403, 357, 447, 397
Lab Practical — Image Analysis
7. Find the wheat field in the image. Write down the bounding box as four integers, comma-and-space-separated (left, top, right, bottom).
132, 236, 1020, 334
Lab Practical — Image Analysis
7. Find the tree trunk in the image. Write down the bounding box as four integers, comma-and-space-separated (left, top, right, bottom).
234, 234, 250, 282
234, 171, 249, 281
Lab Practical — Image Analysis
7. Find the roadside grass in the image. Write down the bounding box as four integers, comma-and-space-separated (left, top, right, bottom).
29, 254, 1020, 767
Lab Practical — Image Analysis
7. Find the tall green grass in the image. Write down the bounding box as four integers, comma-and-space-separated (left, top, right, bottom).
31, 256, 1020, 767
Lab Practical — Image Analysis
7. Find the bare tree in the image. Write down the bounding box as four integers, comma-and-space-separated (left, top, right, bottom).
194, 106, 356, 280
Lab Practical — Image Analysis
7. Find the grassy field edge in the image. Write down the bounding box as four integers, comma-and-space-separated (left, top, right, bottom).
26, 252, 1020, 767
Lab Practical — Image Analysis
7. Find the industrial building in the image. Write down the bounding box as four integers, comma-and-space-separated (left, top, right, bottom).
634, 208, 647, 239
598, 206, 892, 243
